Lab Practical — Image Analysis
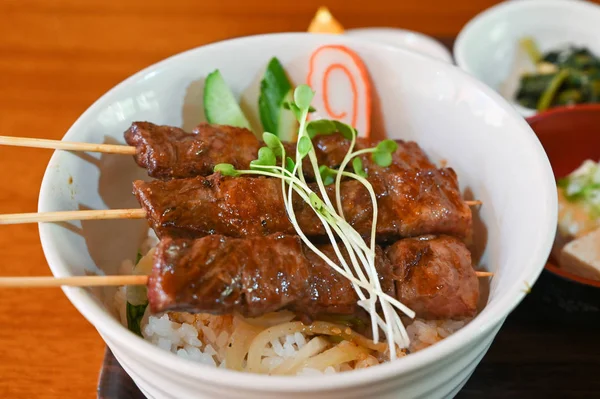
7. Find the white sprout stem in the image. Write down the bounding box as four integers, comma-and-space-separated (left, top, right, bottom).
334, 133, 358, 217
243, 165, 416, 319
329, 222, 380, 342
294, 109, 311, 185
243, 97, 416, 358
303, 138, 336, 211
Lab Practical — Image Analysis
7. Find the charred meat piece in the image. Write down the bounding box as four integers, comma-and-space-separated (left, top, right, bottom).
124, 122, 261, 180
124, 122, 436, 180
147, 234, 478, 320
386, 235, 479, 319
133, 169, 471, 241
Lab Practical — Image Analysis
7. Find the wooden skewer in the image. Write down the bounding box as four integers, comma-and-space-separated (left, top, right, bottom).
466, 200, 482, 206
0, 201, 482, 225
0, 275, 148, 287
0, 136, 136, 155
0, 272, 492, 288
0, 209, 145, 225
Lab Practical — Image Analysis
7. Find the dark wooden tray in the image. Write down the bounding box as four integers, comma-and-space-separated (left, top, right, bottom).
96, 37, 600, 398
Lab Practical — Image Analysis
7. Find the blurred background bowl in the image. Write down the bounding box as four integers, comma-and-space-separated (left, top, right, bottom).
454, 0, 600, 117
346, 28, 453, 64
526, 104, 600, 325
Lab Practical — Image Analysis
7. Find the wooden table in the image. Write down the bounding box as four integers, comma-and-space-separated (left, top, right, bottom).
1, 1, 599, 398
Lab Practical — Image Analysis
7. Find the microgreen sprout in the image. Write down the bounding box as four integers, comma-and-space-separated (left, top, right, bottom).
297, 136, 312, 158
213, 84, 413, 359
262, 132, 283, 158
214, 163, 239, 176
352, 157, 367, 178
319, 165, 337, 186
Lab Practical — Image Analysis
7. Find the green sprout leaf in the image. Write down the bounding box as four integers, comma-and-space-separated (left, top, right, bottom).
298, 136, 313, 158
284, 102, 315, 112
373, 151, 393, 167
305, 119, 356, 140
319, 165, 337, 186
283, 102, 303, 121
307, 119, 337, 139
263, 132, 283, 157
376, 139, 398, 154
352, 157, 368, 178
250, 147, 277, 169
333, 121, 356, 141
214, 163, 239, 176
309, 192, 324, 211
285, 157, 296, 174
294, 84, 315, 111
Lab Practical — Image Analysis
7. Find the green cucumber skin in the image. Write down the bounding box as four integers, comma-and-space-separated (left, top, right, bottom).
204, 70, 251, 129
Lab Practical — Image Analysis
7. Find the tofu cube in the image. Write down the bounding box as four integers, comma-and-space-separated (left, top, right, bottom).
560, 227, 600, 281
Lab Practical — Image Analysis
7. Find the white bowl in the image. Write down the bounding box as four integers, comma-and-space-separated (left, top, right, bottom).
454, 0, 600, 117
346, 27, 453, 64
38, 33, 556, 398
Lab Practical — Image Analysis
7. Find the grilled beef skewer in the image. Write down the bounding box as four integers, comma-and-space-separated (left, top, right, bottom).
148, 234, 479, 320
124, 122, 436, 180
133, 169, 472, 241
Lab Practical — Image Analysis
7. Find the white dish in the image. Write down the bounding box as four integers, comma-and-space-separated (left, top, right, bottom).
346, 27, 453, 64
38, 32, 556, 398
454, 0, 600, 118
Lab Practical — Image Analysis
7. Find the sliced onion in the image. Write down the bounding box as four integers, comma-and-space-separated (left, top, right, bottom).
302, 341, 369, 371
225, 316, 264, 371
246, 321, 386, 374
270, 337, 329, 375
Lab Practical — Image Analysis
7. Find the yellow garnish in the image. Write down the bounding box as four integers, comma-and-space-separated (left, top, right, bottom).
307, 6, 345, 34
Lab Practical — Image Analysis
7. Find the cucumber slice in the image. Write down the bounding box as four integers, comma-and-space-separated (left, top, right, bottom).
126, 248, 155, 306
204, 69, 252, 129
259, 58, 298, 141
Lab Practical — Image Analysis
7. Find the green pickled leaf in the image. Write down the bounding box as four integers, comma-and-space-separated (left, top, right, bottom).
126, 302, 147, 337
259, 58, 293, 134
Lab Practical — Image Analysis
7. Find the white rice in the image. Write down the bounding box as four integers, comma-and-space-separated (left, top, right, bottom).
130, 310, 468, 375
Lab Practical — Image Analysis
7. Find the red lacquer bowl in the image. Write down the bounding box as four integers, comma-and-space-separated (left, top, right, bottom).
525, 104, 600, 323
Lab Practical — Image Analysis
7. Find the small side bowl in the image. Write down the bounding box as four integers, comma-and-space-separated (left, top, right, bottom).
526, 104, 600, 324
454, 0, 600, 117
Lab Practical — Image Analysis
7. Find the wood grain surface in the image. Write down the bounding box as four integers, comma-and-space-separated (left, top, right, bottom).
1, 1, 599, 398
